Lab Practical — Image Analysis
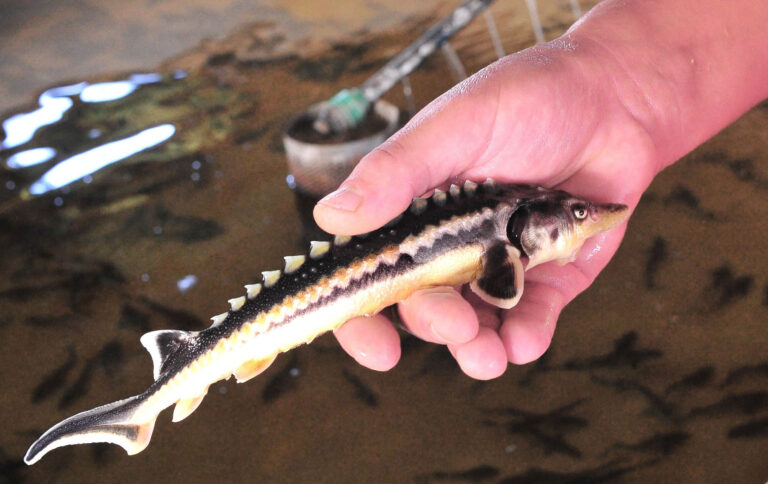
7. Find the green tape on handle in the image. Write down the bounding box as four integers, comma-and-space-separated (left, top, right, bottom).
328, 88, 369, 127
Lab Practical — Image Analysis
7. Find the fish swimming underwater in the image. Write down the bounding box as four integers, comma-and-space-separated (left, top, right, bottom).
24, 180, 629, 464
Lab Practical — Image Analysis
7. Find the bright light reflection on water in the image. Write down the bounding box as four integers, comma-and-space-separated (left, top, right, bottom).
79, 73, 163, 103
6, 147, 56, 169
80, 82, 137, 103
176, 274, 198, 292
1, 74, 164, 150
28, 124, 176, 195
0, 83, 84, 149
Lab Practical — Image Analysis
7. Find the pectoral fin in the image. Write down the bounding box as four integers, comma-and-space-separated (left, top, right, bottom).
470, 242, 525, 309
233, 354, 278, 383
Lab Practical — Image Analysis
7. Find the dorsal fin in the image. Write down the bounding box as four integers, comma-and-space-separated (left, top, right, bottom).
140, 330, 193, 380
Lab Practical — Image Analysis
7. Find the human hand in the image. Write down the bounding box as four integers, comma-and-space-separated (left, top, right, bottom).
313, 37, 663, 380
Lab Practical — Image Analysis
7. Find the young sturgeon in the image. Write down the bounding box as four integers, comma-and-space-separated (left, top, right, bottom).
24, 180, 629, 464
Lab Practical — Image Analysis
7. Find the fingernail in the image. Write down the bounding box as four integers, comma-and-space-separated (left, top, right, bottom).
317, 185, 363, 212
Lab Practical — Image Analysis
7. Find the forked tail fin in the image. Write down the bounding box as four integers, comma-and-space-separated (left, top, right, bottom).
26, 328, 204, 465
24, 394, 156, 465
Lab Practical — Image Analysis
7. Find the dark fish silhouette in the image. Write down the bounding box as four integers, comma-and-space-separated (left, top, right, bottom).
486, 399, 588, 458
31, 347, 77, 403
644, 236, 668, 289
727, 417, 768, 439
665, 366, 715, 395
341, 369, 378, 407
562, 331, 662, 371
419, 464, 499, 483
261, 353, 301, 404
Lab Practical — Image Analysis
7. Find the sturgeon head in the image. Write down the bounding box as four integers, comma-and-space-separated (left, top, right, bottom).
504, 187, 630, 270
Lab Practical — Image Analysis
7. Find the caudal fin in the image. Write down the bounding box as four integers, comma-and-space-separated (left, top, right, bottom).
24, 395, 156, 465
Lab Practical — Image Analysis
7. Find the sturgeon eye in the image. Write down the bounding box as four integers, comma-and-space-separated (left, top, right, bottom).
572, 204, 588, 220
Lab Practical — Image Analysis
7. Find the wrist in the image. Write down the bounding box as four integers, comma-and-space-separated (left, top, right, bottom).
567, 0, 768, 174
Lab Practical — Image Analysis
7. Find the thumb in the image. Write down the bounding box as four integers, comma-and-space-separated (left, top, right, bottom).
313, 75, 500, 235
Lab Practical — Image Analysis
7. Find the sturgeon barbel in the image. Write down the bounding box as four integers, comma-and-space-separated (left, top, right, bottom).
25, 180, 629, 464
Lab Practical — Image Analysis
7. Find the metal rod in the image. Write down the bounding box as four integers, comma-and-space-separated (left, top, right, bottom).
440, 41, 468, 81
401, 76, 416, 116
360, 0, 493, 101
313, 0, 495, 134
483, 8, 505, 59
523, 0, 545, 44
569, 0, 582, 19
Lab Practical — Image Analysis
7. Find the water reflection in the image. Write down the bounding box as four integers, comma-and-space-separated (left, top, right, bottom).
176, 274, 198, 293
79, 73, 163, 103
28, 124, 176, 195
1, 74, 167, 155
0, 68, 246, 204
0, 82, 83, 149
6, 147, 56, 169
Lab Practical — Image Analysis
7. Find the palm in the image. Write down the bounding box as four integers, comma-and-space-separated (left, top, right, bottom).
317, 43, 659, 379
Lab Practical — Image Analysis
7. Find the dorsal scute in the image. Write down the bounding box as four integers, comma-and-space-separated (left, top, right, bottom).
140, 330, 193, 380
482, 178, 497, 193
463, 179, 478, 196
228, 296, 246, 311
262, 270, 281, 288
334, 235, 351, 246
410, 197, 428, 215
309, 241, 330, 259
245, 283, 262, 299
433, 189, 447, 206
210, 312, 228, 328
284, 255, 306, 273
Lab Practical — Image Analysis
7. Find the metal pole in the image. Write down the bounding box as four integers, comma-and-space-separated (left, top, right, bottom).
483, 9, 505, 58
440, 42, 468, 81
569, 0, 582, 19
401, 76, 416, 116
523, 0, 545, 44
